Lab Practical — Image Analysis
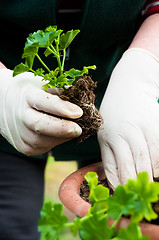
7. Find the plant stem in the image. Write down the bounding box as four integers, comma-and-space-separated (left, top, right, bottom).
48, 45, 63, 75
50, 44, 57, 54
30, 69, 37, 74
111, 213, 123, 229
65, 222, 74, 228
49, 45, 58, 58
57, 57, 62, 75
36, 54, 55, 78
55, 37, 63, 75
61, 49, 66, 71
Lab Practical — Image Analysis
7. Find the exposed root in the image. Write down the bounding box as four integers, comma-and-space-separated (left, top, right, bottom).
60, 76, 103, 142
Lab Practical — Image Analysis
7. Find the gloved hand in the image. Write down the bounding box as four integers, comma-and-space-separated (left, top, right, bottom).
98, 48, 159, 188
0, 68, 83, 155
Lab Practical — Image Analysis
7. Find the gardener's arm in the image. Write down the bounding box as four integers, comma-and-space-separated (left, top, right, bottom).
0, 62, 6, 69
0, 62, 83, 155
98, 13, 159, 188
129, 14, 159, 56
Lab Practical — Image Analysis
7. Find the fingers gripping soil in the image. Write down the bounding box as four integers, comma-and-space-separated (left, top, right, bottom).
23, 108, 82, 138
27, 88, 83, 119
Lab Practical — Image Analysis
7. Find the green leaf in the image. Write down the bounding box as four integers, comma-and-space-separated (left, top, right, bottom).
40, 229, 61, 240
43, 73, 54, 82
113, 223, 150, 240
45, 25, 58, 32
25, 56, 35, 69
44, 48, 52, 57
22, 45, 38, 70
82, 65, 97, 74
89, 200, 108, 220
38, 202, 68, 238
85, 172, 109, 205
43, 79, 57, 90
13, 63, 30, 76
59, 29, 80, 49
127, 172, 159, 203
85, 172, 98, 188
65, 68, 82, 78
70, 217, 81, 236
125, 172, 159, 222
22, 46, 39, 58
34, 68, 45, 76
65, 65, 96, 83
85, 172, 98, 205
107, 185, 136, 220
24, 34, 39, 48
56, 75, 67, 84
25, 30, 59, 49
45, 25, 63, 35
93, 185, 109, 203
52, 67, 60, 77
64, 66, 97, 86
80, 213, 115, 240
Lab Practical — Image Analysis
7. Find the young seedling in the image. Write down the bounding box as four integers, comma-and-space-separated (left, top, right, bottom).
38, 172, 159, 240
13, 26, 96, 89
13, 25, 103, 141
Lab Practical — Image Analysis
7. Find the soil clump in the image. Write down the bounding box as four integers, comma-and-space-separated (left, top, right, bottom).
60, 75, 103, 142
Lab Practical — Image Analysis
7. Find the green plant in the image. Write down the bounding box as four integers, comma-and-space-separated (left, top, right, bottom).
13, 25, 103, 143
13, 25, 96, 90
38, 172, 159, 240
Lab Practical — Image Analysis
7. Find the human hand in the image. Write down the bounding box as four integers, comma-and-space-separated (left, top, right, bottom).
98, 48, 159, 188
0, 69, 83, 155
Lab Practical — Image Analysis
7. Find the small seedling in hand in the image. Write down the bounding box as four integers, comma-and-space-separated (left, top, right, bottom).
13, 26, 103, 141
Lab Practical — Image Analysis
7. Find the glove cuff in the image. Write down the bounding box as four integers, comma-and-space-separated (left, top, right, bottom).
123, 48, 159, 63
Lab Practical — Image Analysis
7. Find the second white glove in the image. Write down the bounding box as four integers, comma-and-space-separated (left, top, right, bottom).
98, 48, 159, 188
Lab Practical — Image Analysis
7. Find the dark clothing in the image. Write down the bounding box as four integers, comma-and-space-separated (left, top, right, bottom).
0, 151, 46, 240
0, 0, 146, 164
0, 1, 146, 239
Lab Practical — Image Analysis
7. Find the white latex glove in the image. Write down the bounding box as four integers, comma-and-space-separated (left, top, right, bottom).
0, 69, 83, 155
98, 48, 159, 188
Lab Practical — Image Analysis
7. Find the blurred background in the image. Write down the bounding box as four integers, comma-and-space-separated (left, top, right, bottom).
41, 156, 81, 240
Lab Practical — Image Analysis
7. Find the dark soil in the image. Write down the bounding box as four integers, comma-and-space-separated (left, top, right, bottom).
59, 75, 103, 142
80, 177, 159, 224
80, 178, 114, 204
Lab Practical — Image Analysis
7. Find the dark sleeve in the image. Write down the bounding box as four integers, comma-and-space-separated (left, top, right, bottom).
141, 0, 159, 19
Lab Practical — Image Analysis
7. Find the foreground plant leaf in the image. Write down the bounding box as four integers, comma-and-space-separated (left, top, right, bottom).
125, 172, 159, 222
38, 202, 68, 240
107, 185, 136, 220
69, 217, 81, 236
59, 29, 80, 49
13, 63, 30, 77
113, 223, 150, 240
38, 172, 159, 239
85, 172, 109, 205
80, 213, 116, 240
